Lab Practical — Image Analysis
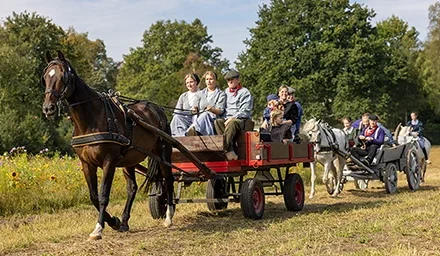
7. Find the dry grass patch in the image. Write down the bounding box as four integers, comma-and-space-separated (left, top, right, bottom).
2, 147, 440, 255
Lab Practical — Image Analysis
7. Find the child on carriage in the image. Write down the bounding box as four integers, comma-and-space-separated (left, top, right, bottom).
342, 117, 356, 147
262, 94, 281, 125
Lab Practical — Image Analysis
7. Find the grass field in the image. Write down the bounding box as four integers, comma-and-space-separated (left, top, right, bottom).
1, 147, 440, 255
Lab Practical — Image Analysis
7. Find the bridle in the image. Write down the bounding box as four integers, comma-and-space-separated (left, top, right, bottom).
306, 120, 321, 143
42, 59, 75, 101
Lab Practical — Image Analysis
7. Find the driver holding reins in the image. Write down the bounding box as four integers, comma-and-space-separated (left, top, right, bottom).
350, 114, 385, 166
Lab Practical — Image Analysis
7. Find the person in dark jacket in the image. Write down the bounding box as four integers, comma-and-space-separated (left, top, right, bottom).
407, 111, 430, 163
278, 85, 298, 133
350, 114, 385, 165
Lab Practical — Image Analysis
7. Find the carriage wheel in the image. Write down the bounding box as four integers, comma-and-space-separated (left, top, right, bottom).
405, 148, 421, 191
206, 178, 228, 211
384, 163, 398, 194
240, 178, 265, 220
283, 173, 305, 211
148, 182, 167, 219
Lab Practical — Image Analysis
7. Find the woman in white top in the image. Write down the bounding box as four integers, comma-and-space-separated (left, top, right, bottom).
170, 73, 201, 136
191, 71, 226, 135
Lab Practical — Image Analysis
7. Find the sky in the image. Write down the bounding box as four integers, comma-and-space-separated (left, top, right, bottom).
0, 0, 436, 66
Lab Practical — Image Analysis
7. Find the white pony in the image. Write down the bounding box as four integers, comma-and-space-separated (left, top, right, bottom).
302, 118, 349, 198
397, 125, 431, 182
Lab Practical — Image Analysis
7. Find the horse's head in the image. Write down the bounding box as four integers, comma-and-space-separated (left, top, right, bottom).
301, 118, 321, 143
397, 125, 417, 144
42, 50, 75, 119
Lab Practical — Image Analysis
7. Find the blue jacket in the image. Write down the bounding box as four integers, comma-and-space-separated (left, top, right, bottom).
362, 126, 385, 146
263, 107, 271, 122
407, 120, 424, 137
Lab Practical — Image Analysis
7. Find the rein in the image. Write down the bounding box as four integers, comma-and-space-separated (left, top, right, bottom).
117, 95, 207, 117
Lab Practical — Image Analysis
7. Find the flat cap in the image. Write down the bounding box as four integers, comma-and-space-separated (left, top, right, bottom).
288, 87, 295, 94
224, 69, 240, 80
369, 114, 379, 121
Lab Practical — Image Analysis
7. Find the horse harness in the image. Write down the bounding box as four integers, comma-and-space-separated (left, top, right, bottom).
70, 92, 131, 148
42, 58, 206, 179
317, 123, 339, 152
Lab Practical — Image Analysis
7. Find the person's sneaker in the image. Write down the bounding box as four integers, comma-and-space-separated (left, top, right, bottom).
225, 151, 238, 161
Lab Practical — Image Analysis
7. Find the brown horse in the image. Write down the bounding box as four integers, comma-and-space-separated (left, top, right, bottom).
41, 50, 175, 240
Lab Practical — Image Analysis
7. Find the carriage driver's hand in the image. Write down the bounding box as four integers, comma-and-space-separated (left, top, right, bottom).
358, 135, 366, 140
365, 137, 373, 141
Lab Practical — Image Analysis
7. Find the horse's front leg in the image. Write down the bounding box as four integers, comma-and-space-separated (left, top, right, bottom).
322, 161, 331, 185
331, 157, 345, 197
82, 163, 116, 240
119, 166, 138, 232
88, 162, 119, 240
309, 160, 317, 199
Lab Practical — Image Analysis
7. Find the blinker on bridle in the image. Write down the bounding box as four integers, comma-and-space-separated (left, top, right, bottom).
42, 60, 74, 100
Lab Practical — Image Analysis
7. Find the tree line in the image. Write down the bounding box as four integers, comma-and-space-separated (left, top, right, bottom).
1, 0, 440, 154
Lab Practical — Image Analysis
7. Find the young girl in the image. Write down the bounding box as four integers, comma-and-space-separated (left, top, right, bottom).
407, 112, 430, 163
342, 117, 356, 147
269, 109, 292, 144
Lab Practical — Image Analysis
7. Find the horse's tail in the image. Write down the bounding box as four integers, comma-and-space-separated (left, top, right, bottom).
139, 157, 161, 193
139, 103, 172, 194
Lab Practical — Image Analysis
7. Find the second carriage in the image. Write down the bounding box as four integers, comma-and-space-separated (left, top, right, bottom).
342, 138, 423, 194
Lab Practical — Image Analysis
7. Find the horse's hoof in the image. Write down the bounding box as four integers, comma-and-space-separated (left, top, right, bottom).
88, 234, 102, 241
118, 224, 129, 232
309, 194, 314, 199
110, 216, 121, 231
163, 221, 173, 228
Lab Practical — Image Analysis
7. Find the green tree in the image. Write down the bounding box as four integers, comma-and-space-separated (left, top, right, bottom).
375, 16, 423, 127
0, 11, 116, 153
62, 28, 119, 92
237, 0, 409, 125
419, 2, 440, 115
116, 19, 229, 110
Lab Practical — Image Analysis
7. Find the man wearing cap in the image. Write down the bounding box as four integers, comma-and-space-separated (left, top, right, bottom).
350, 114, 385, 165
352, 113, 396, 147
214, 69, 253, 160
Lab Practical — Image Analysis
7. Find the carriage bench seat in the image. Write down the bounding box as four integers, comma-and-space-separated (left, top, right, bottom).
172, 119, 255, 163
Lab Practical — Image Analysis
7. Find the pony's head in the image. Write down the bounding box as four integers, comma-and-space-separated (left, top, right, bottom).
301, 118, 321, 143
397, 125, 417, 144
41, 50, 75, 119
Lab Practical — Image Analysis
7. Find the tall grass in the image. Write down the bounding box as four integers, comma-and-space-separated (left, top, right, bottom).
0, 150, 317, 217
0, 152, 130, 216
